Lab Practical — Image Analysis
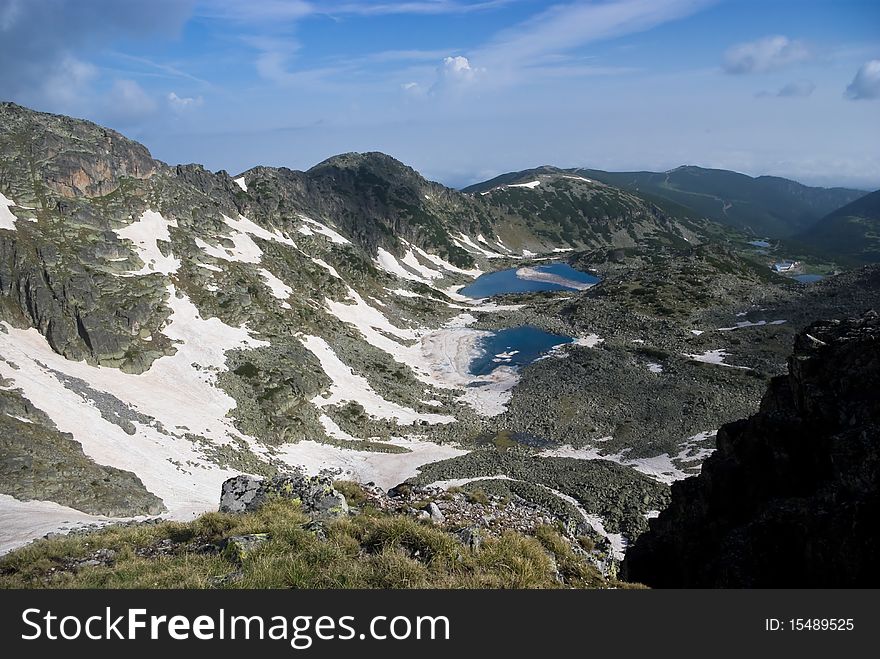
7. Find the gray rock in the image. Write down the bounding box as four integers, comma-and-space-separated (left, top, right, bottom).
427, 501, 445, 524
222, 534, 270, 563
456, 526, 483, 550
219, 473, 349, 518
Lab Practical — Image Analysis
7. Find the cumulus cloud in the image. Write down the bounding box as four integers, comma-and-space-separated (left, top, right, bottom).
167, 92, 204, 112
723, 35, 809, 74
845, 60, 880, 100
429, 55, 486, 94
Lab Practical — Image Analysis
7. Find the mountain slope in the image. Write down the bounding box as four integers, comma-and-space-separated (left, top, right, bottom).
795, 189, 880, 264
518, 165, 866, 238
463, 167, 706, 252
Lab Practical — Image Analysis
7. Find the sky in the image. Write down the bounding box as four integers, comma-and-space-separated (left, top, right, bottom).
1, 0, 878, 189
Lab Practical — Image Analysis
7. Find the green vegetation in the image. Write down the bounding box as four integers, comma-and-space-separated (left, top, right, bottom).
0, 498, 625, 589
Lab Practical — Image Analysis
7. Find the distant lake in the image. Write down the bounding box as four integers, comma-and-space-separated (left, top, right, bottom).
469, 326, 572, 376
793, 274, 825, 283
748, 240, 771, 248
460, 263, 600, 298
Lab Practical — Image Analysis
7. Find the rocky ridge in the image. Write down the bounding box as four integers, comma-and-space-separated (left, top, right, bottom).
623, 312, 880, 587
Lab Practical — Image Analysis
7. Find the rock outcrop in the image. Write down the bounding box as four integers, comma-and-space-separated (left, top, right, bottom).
219, 474, 349, 518
623, 312, 880, 587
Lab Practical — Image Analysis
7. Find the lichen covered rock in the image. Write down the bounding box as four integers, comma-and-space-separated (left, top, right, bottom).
219, 473, 349, 518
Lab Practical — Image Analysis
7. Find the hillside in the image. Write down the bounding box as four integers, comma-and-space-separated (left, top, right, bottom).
796, 189, 880, 264
463, 167, 705, 252
469, 165, 865, 238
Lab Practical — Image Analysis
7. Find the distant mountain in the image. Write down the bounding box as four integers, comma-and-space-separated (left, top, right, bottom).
463, 166, 707, 252
468, 165, 866, 238
796, 189, 880, 264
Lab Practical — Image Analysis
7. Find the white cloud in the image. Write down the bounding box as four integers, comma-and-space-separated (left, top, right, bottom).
430, 55, 486, 94
845, 59, 880, 100
440, 55, 481, 83
476, 0, 713, 70
723, 35, 809, 74
167, 92, 204, 111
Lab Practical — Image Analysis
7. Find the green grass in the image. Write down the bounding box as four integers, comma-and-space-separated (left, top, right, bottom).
0, 499, 626, 589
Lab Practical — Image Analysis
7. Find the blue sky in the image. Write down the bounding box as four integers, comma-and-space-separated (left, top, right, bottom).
1, 0, 878, 189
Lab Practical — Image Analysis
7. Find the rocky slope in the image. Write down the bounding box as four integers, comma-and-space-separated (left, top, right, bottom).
623, 312, 880, 587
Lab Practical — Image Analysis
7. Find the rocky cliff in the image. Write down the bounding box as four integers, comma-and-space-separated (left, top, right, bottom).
623, 312, 880, 587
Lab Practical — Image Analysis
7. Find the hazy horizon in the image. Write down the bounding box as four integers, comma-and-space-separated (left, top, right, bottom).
1, 0, 878, 190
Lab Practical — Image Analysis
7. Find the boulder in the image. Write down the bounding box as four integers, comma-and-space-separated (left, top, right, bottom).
219, 473, 349, 518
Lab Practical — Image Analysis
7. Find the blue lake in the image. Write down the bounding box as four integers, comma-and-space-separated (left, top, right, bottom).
460, 263, 600, 298
793, 274, 825, 283
469, 326, 573, 376
748, 240, 771, 248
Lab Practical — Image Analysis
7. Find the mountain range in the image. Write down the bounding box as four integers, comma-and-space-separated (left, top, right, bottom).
1, 101, 878, 579
465, 164, 868, 239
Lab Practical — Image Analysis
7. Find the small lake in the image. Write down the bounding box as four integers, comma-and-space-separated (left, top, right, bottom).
469, 326, 573, 376
793, 274, 825, 283
460, 263, 600, 298
748, 240, 771, 248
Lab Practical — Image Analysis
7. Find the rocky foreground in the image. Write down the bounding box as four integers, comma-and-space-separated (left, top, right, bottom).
624, 312, 880, 587
0, 471, 627, 589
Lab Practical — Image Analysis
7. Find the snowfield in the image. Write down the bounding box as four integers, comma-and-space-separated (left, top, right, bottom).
0, 285, 271, 532
273, 438, 466, 490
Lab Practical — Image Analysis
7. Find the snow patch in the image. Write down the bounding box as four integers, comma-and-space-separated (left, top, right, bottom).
0, 494, 123, 556
300, 334, 454, 425
0, 192, 19, 230
258, 267, 293, 309
299, 216, 350, 245
233, 176, 247, 192
717, 319, 787, 331
574, 334, 604, 348
113, 210, 180, 276
401, 249, 444, 280
683, 349, 751, 369
196, 214, 295, 265
274, 437, 466, 490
